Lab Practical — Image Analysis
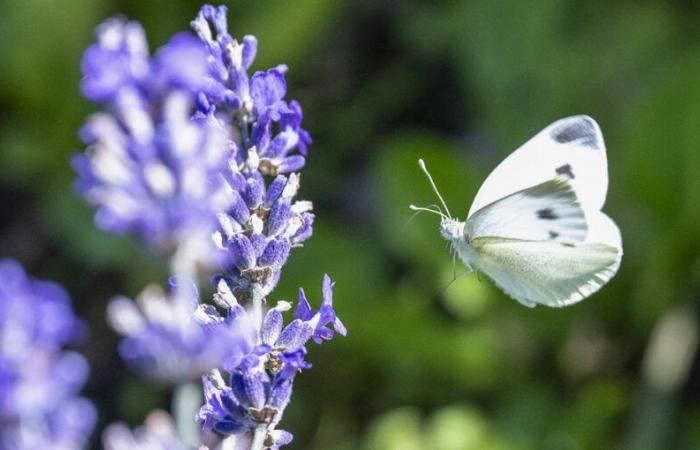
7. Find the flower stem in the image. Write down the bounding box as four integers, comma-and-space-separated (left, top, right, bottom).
250, 282, 265, 343
172, 382, 201, 448
171, 236, 199, 308
250, 424, 268, 450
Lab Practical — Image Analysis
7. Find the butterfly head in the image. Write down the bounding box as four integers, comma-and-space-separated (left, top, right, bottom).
439, 218, 465, 242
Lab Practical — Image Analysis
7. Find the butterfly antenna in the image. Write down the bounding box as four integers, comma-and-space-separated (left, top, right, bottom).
403, 204, 443, 236
408, 204, 446, 219
418, 159, 452, 219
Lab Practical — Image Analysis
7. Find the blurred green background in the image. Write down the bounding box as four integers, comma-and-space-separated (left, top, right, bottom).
2, 0, 700, 449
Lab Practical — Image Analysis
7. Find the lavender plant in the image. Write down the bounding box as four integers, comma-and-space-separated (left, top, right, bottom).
0, 259, 96, 449
103, 410, 190, 450
76, 4, 345, 449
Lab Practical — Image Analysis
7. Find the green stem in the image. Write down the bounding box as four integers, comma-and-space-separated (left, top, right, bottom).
172, 382, 201, 448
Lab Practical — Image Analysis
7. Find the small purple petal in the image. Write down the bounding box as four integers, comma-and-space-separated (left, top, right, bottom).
230, 235, 256, 270
262, 308, 284, 346
265, 175, 288, 205
243, 177, 264, 207
276, 320, 314, 351
258, 238, 291, 269
322, 274, 334, 306
291, 213, 314, 244
267, 378, 293, 410
334, 317, 348, 336
250, 69, 287, 109
294, 288, 313, 321
154, 33, 209, 93
228, 191, 251, 224
241, 35, 257, 69
249, 233, 267, 258
267, 202, 293, 236
277, 155, 305, 173
269, 430, 293, 448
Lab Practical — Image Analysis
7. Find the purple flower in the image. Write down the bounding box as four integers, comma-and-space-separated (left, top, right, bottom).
75, 18, 232, 256
214, 170, 314, 300
103, 410, 190, 450
190, 4, 309, 176
190, 5, 255, 110
154, 33, 212, 94
197, 276, 343, 447
250, 69, 289, 122
0, 259, 96, 449
295, 274, 347, 344
78, 7, 345, 449
108, 282, 256, 384
265, 429, 294, 449
80, 18, 149, 102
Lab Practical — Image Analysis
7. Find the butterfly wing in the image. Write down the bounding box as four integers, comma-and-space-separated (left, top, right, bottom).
470, 237, 621, 307
466, 177, 588, 245
463, 175, 622, 307
467, 115, 608, 218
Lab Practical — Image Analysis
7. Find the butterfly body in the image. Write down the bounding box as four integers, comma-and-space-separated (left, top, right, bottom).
440, 217, 474, 270
413, 116, 622, 308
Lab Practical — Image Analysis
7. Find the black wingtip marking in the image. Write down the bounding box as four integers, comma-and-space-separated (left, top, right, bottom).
537, 208, 558, 220
555, 163, 575, 179
548, 231, 559, 239
551, 117, 598, 148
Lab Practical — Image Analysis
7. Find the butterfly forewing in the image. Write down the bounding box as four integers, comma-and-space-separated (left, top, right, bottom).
466, 177, 587, 245
467, 115, 608, 218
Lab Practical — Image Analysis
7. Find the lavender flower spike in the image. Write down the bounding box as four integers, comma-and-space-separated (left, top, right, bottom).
215, 171, 315, 300
197, 276, 344, 447
0, 259, 96, 449
191, 4, 310, 174
103, 410, 190, 450
75, 17, 232, 256
108, 282, 256, 384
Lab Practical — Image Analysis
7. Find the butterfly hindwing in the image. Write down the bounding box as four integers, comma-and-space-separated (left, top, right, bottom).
469, 237, 621, 307
467, 116, 608, 218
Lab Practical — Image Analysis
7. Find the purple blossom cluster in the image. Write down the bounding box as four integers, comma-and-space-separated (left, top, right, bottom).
191, 5, 314, 299
102, 410, 190, 450
190, 5, 311, 172
76, 4, 345, 449
215, 170, 314, 299
74, 18, 231, 254
197, 276, 345, 446
0, 259, 96, 449
107, 282, 256, 384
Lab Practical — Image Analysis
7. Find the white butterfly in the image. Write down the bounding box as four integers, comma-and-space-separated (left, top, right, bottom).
411, 115, 622, 307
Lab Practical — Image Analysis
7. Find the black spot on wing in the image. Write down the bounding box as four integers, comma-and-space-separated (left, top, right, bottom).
551, 117, 598, 148
555, 163, 575, 179
537, 208, 558, 220
548, 230, 559, 239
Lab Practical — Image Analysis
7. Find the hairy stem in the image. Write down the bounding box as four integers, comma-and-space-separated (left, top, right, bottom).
250, 282, 265, 343
250, 424, 268, 450
171, 236, 201, 308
